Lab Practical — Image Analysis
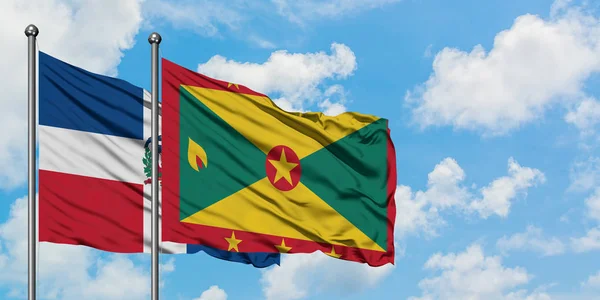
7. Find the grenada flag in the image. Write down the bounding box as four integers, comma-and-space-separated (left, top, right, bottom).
161, 58, 397, 266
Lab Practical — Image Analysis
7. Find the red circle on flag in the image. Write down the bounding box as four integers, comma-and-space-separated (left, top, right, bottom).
265, 145, 302, 191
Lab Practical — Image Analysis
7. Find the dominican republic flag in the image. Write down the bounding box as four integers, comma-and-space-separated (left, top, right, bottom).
37, 51, 279, 268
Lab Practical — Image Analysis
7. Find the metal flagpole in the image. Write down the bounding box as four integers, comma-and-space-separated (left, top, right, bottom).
25, 24, 39, 300
148, 32, 162, 300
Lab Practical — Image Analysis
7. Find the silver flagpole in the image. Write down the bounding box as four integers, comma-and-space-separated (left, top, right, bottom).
25, 24, 39, 300
148, 32, 162, 300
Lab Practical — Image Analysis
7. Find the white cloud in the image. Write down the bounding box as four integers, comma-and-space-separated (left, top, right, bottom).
394, 185, 445, 238
317, 85, 348, 116
0, 0, 144, 189
468, 158, 546, 218
424, 44, 434, 58
409, 244, 548, 300
496, 225, 566, 256
197, 43, 356, 112
194, 285, 228, 300
260, 252, 394, 300
318, 99, 347, 116
272, 98, 299, 113
582, 271, 600, 289
571, 228, 600, 253
143, 1, 399, 46
0, 196, 153, 299
72, 256, 150, 300
396, 157, 545, 238
272, 0, 401, 24
585, 188, 600, 222
248, 35, 277, 49
569, 157, 600, 193
406, 3, 600, 136
143, 0, 244, 37
550, 0, 573, 17
160, 257, 176, 273
394, 157, 468, 238
569, 180, 600, 254
565, 97, 600, 137
505, 289, 553, 300
420, 157, 471, 209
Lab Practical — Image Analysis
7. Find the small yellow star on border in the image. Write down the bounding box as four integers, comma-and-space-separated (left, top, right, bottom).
227, 82, 239, 89
225, 231, 242, 252
275, 239, 292, 253
326, 245, 342, 258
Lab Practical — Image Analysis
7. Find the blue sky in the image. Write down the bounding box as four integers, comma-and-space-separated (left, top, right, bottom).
2, 0, 600, 299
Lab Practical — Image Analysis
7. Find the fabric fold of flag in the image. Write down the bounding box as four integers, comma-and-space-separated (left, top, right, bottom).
161, 58, 397, 267
38, 51, 280, 268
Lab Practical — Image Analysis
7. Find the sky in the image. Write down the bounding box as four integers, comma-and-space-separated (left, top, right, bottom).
1, 0, 600, 299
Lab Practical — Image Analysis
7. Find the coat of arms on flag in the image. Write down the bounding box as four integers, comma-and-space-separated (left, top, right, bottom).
143, 135, 162, 185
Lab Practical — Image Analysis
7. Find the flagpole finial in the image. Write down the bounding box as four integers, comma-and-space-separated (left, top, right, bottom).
24, 24, 39, 37
148, 32, 162, 45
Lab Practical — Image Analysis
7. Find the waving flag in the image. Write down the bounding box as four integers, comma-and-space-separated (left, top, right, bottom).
38, 51, 279, 268
161, 58, 397, 266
